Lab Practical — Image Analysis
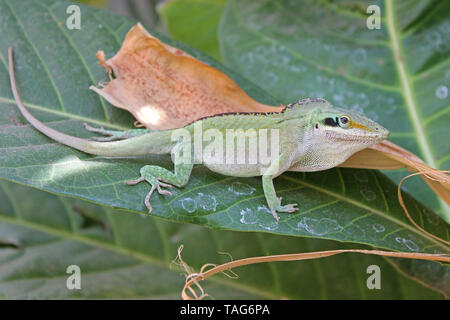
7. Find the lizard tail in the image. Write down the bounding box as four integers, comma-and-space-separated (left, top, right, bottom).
8, 47, 172, 157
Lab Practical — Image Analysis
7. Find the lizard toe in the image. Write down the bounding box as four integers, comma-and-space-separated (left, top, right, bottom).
157, 187, 172, 196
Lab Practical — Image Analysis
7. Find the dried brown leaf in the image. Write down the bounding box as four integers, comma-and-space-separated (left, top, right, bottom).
338, 141, 450, 205
90, 23, 281, 130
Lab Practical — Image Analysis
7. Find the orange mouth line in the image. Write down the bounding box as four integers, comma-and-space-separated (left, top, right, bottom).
349, 120, 373, 132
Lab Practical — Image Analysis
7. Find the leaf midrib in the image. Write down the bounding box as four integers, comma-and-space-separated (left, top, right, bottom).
385, 0, 449, 220
385, 0, 434, 167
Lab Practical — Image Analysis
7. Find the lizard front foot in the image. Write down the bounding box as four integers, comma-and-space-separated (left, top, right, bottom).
84, 123, 125, 141
83, 123, 149, 141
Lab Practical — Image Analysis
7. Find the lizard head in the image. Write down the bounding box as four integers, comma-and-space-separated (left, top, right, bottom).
286, 98, 389, 171
313, 106, 389, 144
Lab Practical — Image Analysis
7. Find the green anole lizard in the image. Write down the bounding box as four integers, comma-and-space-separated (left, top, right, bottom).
8, 48, 389, 222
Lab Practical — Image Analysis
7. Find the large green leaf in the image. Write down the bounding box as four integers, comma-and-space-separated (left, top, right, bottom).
0, 0, 449, 256
219, 0, 450, 221
0, 180, 446, 299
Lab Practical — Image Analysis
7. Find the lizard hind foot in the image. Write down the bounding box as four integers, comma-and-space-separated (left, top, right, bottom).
123, 175, 174, 213
127, 163, 192, 214
277, 203, 298, 213
276, 197, 298, 213
127, 178, 173, 213
270, 203, 298, 223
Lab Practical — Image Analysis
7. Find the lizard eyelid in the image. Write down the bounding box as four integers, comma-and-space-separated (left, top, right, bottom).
338, 116, 351, 128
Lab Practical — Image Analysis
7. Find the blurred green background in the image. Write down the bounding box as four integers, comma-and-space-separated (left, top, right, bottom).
76, 0, 225, 61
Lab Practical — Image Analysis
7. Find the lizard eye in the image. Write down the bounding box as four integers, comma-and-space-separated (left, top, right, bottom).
338, 116, 350, 128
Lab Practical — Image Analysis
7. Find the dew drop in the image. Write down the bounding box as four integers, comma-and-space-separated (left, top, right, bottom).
197, 193, 217, 212
350, 48, 367, 67
435, 85, 448, 99
395, 237, 419, 251
181, 198, 197, 213
297, 217, 342, 236
228, 182, 256, 196
240, 208, 257, 224
256, 206, 279, 231
403, 239, 419, 251
372, 223, 385, 233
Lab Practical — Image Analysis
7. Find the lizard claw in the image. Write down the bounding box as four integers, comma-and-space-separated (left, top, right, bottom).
157, 179, 174, 189
157, 187, 172, 196
276, 196, 283, 206
269, 198, 298, 222
156, 179, 173, 196
124, 177, 145, 185
144, 187, 154, 213
143, 182, 172, 213
270, 210, 280, 223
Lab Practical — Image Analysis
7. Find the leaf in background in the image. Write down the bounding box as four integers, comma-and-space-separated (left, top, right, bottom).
108, 0, 161, 30
0, 180, 446, 299
0, 0, 449, 254
75, 0, 109, 8
158, 0, 226, 61
218, 0, 450, 221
